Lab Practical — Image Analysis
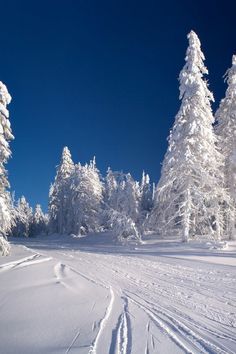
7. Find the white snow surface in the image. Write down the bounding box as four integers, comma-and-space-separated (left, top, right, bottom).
0, 233, 236, 354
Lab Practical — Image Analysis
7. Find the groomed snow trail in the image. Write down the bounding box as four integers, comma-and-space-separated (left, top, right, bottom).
0, 235, 235, 354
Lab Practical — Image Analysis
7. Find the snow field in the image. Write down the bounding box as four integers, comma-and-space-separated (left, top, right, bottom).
0, 234, 235, 354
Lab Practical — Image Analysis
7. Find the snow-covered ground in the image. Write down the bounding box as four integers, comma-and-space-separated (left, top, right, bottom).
0, 234, 236, 354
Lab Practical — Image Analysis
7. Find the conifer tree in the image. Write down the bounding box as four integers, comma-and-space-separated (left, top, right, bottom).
104, 170, 140, 223
70, 158, 103, 235
215, 55, 236, 240
48, 147, 75, 234
148, 31, 227, 241
0, 81, 14, 239
30, 204, 47, 236
11, 196, 33, 237
139, 171, 154, 220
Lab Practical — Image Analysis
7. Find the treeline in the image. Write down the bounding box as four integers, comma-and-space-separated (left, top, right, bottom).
7, 147, 154, 241
1, 30, 236, 250
8, 197, 47, 237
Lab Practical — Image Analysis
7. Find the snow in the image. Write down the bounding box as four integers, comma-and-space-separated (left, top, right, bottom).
0, 235, 10, 256
0, 234, 235, 354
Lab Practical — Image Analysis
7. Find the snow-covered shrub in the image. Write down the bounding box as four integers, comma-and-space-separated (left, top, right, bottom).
108, 209, 141, 243
0, 236, 10, 256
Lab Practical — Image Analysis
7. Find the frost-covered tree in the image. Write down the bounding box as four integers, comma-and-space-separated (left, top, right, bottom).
139, 171, 154, 221
215, 55, 236, 240
103, 167, 117, 205
148, 31, 228, 241
11, 196, 33, 237
0, 82, 14, 239
30, 204, 47, 236
108, 209, 141, 243
103, 169, 141, 241
48, 147, 75, 234
70, 158, 103, 235
104, 170, 140, 223
0, 235, 11, 255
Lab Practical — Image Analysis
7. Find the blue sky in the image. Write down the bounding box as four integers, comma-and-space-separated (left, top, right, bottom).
2, 0, 236, 210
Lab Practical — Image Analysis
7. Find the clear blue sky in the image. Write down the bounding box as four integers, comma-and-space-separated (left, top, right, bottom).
3, 0, 236, 210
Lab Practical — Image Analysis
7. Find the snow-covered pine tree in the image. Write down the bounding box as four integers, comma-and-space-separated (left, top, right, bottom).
30, 204, 47, 236
0, 82, 14, 254
48, 147, 75, 234
103, 169, 141, 241
215, 55, 236, 240
104, 170, 140, 223
70, 157, 103, 235
103, 167, 117, 206
0, 82, 14, 241
139, 171, 154, 221
11, 196, 33, 237
148, 31, 227, 241
108, 209, 141, 243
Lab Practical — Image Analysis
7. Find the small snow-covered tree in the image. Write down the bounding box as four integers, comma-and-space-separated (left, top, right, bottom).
215, 55, 236, 240
0, 82, 14, 239
108, 209, 141, 243
148, 31, 228, 241
104, 170, 140, 222
104, 169, 141, 241
70, 158, 103, 235
11, 196, 33, 237
48, 147, 75, 234
30, 204, 47, 236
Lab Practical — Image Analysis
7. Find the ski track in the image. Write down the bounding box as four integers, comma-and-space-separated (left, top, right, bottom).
126, 291, 234, 354
65, 328, 81, 354
89, 286, 115, 354
0, 254, 52, 272
62, 251, 236, 354
2, 241, 236, 354
115, 296, 131, 354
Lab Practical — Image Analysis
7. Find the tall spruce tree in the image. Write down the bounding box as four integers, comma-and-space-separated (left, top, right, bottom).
48, 147, 75, 234
0, 82, 14, 238
148, 31, 228, 241
215, 55, 236, 240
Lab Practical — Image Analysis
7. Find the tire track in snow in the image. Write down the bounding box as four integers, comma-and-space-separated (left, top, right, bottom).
89, 286, 115, 354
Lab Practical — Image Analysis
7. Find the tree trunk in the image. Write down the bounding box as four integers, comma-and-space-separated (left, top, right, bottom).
182, 189, 191, 242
